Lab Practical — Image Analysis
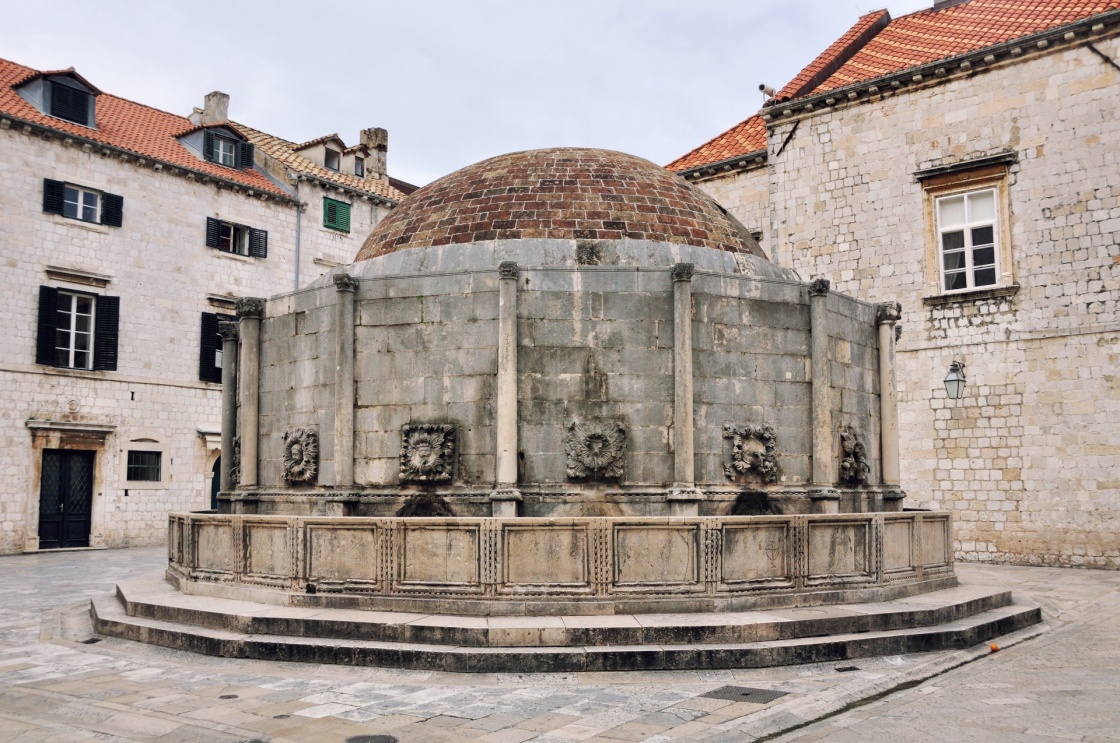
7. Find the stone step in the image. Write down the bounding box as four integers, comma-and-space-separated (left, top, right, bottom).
111, 577, 1015, 648
91, 582, 1041, 673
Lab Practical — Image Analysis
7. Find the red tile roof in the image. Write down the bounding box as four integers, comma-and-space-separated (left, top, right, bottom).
665, 114, 767, 173
0, 58, 290, 197
668, 0, 1120, 173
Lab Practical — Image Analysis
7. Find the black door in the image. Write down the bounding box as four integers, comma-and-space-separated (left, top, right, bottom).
38, 449, 94, 549
210, 457, 221, 510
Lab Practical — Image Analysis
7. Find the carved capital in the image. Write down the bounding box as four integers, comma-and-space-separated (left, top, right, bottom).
808, 278, 831, 297
217, 320, 239, 342
671, 262, 695, 282
282, 428, 319, 483
498, 261, 519, 280
333, 273, 358, 293
235, 297, 265, 319
565, 418, 627, 482
400, 423, 456, 482
876, 301, 902, 324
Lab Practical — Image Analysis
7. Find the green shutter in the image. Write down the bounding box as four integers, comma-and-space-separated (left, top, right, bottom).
323, 197, 351, 233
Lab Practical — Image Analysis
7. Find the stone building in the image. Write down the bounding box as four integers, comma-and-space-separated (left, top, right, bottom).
669, 0, 1120, 567
0, 57, 411, 554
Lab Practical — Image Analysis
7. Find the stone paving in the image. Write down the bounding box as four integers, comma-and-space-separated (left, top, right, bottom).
0, 547, 1117, 742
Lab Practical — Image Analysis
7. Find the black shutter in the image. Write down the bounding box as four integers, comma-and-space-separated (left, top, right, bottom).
50, 82, 89, 126
101, 192, 124, 227
199, 312, 220, 383
92, 295, 119, 371
203, 130, 215, 163
43, 179, 65, 215
249, 228, 268, 258
237, 141, 254, 169
36, 286, 59, 366
205, 217, 221, 248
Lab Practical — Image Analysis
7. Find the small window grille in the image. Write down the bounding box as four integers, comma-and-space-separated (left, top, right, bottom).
126, 451, 162, 482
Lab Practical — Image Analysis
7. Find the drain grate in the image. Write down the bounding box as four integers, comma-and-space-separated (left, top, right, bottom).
219, 694, 239, 699
700, 686, 788, 704
835, 665, 860, 672
79, 638, 102, 644
345, 737, 399, 743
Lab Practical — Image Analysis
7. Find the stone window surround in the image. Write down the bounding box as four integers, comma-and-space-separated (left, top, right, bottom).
119, 433, 170, 491
917, 158, 1016, 303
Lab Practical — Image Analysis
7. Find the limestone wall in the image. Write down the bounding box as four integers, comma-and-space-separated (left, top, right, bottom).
696, 37, 1120, 566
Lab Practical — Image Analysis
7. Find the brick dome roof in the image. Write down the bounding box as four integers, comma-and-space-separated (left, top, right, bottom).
355, 147, 767, 261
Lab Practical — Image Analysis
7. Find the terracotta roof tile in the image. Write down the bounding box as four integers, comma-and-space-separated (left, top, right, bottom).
669, 0, 1120, 173
665, 114, 767, 173
0, 57, 288, 197
231, 121, 405, 203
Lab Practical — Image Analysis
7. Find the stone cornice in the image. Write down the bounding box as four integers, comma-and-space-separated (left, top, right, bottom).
677, 149, 768, 181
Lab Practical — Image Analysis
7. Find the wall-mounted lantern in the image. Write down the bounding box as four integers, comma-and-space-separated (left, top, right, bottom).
944, 361, 966, 400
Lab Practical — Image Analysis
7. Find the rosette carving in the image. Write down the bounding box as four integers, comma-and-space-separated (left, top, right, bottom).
400, 424, 456, 482
565, 418, 627, 481
282, 427, 319, 483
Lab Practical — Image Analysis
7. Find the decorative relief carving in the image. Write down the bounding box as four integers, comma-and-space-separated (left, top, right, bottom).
723, 423, 779, 483
838, 425, 871, 486
235, 297, 264, 318
808, 278, 831, 297
400, 423, 456, 482
229, 435, 241, 488
217, 320, 239, 342
876, 301, 902, 324
498, 261, 520, 279
332, 273, 358, 293
671, 262, 695, 282
282, 427, 319, 483
565, 418, 627, 481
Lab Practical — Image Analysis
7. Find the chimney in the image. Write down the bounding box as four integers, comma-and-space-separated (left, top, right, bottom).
360, 127, 388, 179
199, 91, 230, 125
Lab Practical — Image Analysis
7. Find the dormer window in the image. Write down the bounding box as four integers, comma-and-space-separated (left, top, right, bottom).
202, 129, 254, 170
324, 148, 340, 172
49, 79, 91, 125
354, 157, 365, 177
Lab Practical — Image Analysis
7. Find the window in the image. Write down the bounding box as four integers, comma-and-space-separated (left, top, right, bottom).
918, 156, 1016, 299
126, 450, 162, 481
323, 197, 351, 233
324, 148, 340, 171
48, 80, 91, 125
42, 179, 123, 227
205, 217, 267, 258
202, 130, 254, 170
36, 286, 119, 371
354, 157, 365, 177
937, 190, 998, 292
199, 312, 235, 383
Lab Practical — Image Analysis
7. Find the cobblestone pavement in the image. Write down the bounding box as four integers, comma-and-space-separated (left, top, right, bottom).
0, 547, 1117, 742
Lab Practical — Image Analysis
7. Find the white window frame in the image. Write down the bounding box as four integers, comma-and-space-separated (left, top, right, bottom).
217, 222, 249, 256
214, 136, 237, 167
354, 156, 365, 177
936, 188, 999, 294
55, 290, 95, 370
62, 184, 101, 224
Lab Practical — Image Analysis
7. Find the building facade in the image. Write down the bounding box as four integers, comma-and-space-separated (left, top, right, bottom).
670, 0, 1120, 567
0, 58, 410, 554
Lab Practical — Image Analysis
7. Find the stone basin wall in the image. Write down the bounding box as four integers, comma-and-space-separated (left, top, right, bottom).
167, 511, 955, 615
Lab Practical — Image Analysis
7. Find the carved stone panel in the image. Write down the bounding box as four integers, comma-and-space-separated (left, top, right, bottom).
565, 418, 627, 481
723, 423, 779, 483
282, 427, 319, 483
400, 423, 456, 482
838, 425, 870, 486
229, 435, 241, 488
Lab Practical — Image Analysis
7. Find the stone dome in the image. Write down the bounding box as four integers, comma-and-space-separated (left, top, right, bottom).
355, 147, 768, 262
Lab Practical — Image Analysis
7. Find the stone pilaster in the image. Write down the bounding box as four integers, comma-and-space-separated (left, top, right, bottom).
236, 297, 264, 489
491, 261, 522, 517
670, 263, 702, 516
877, 302, 903, 505
809, 279, 838, 513
333, 273, 357, 488
218, 321, 239, 495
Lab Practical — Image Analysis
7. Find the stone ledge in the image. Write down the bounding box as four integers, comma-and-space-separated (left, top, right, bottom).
922, 284, 1020, 307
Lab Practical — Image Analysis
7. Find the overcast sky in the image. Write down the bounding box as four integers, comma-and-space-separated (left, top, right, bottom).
1, 0, 931, 187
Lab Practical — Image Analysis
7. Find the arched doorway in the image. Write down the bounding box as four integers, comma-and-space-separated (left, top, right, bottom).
210, 457, 220, 511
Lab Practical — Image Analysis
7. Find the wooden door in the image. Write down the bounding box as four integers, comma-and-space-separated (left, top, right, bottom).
38, 449, 94, 549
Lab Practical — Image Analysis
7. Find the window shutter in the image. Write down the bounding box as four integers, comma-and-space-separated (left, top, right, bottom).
92, 295, 120, 371
205, 217, 221, 248
324, 199, 337, 228
36, 286, 59, 366
339, 202, 351, 233
237, 141, 255, 169
50, 82, 89, 126
43, 179, 65, 215
199, 312, 220, 383
249, 228, 268, 258
101, 192, 124, 227
203, 130, 215, 163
